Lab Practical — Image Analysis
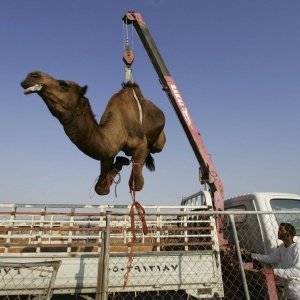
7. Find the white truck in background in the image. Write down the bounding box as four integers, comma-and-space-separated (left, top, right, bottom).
182, 191, 300, 299
182, 191, 300, 255
224, 192, 300, 255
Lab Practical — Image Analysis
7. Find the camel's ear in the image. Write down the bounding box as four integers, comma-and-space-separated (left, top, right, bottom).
81, 85, 88, 96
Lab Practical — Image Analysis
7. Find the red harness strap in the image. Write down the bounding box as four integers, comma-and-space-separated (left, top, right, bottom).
123, 160, 148, 289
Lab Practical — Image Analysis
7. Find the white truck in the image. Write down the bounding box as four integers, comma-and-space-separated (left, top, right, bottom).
0, 201, 224, 299
1, 192, 299, 299
224, 192, 300, 255
182, 191, 300, 300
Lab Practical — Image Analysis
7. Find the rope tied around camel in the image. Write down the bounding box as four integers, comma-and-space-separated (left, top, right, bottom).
123, 160, 148, 289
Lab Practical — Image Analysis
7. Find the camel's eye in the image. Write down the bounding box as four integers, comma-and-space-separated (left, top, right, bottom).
59, 81, 70, 91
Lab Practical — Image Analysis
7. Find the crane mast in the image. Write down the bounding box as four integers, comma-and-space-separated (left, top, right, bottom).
122, 12, 224, 219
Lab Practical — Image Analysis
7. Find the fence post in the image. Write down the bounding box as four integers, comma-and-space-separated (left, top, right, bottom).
95, 231, 105, 300
96, 211, 111, 300
101, 212, 111, 300
46, 260, 62, 300
229, 214, 250, 300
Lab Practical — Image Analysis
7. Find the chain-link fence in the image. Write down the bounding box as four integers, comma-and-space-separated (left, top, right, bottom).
0, 260, 61, 300
222, 210, 300, 300
99, 210, 299, 300
99, 209, 224, 300
0, 203, 299, 300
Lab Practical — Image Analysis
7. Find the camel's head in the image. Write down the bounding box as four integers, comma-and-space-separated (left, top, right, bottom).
21, 71, 88, 119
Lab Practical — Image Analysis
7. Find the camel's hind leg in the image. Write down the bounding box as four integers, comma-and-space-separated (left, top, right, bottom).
95, 157, 130, 195
150, 131, 166, 153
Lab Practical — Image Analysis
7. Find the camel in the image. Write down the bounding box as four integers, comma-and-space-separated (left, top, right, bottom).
21, 71, 166, 195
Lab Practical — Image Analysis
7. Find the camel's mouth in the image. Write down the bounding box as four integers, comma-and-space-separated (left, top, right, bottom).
24, 84, 43, 95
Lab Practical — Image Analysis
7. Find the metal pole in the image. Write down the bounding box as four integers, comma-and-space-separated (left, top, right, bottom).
101, 211, 111, 300
46, 260, 62, 300
229, 214, 250, 300
95, 232, 105, 300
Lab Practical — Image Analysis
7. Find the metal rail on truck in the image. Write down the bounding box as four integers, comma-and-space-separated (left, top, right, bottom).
0, 202, 216, 254
0, 203, 224, 298
123, 12, 226, 246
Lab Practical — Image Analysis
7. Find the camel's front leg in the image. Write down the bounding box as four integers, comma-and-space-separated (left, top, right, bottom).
95, 158, 114, 195
95, 157, 130, 195
129, 145, 149, 192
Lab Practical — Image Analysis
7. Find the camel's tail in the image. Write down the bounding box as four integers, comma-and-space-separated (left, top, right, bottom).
145, 154, 155, 172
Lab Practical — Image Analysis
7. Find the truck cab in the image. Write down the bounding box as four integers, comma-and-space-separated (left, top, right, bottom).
224, 192, 300, 255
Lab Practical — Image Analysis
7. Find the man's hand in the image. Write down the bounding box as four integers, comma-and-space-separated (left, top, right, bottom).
260, 268, 274, 275
241, 249, 251, 257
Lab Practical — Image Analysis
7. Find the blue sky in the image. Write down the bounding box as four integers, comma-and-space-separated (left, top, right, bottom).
1, 1, 300, 206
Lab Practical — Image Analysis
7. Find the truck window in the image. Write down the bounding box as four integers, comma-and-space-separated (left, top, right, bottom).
270, 199, 300, 236
225, 205, 247, 223
223, 205, 263, 252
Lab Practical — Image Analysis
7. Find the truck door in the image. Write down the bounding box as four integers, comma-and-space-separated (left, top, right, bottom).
224, 197, 265, 254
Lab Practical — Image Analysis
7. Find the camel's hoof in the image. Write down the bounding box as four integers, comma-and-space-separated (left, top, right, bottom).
95, 183, 110, 195
95, 175, 111, 195
129, 164, 144, 191
129, 179, 144, 191
95, 185, 110, 195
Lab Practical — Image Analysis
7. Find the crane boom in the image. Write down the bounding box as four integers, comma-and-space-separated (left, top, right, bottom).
122, 12, 224, 215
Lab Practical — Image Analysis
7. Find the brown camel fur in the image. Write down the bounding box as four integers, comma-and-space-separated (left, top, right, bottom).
21, 71, 166, 195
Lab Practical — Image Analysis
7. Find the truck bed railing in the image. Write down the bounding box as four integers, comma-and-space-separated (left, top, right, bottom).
0, 203, 218, 254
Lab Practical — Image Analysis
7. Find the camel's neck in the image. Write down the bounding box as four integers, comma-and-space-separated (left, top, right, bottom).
60, 98, 105, 160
